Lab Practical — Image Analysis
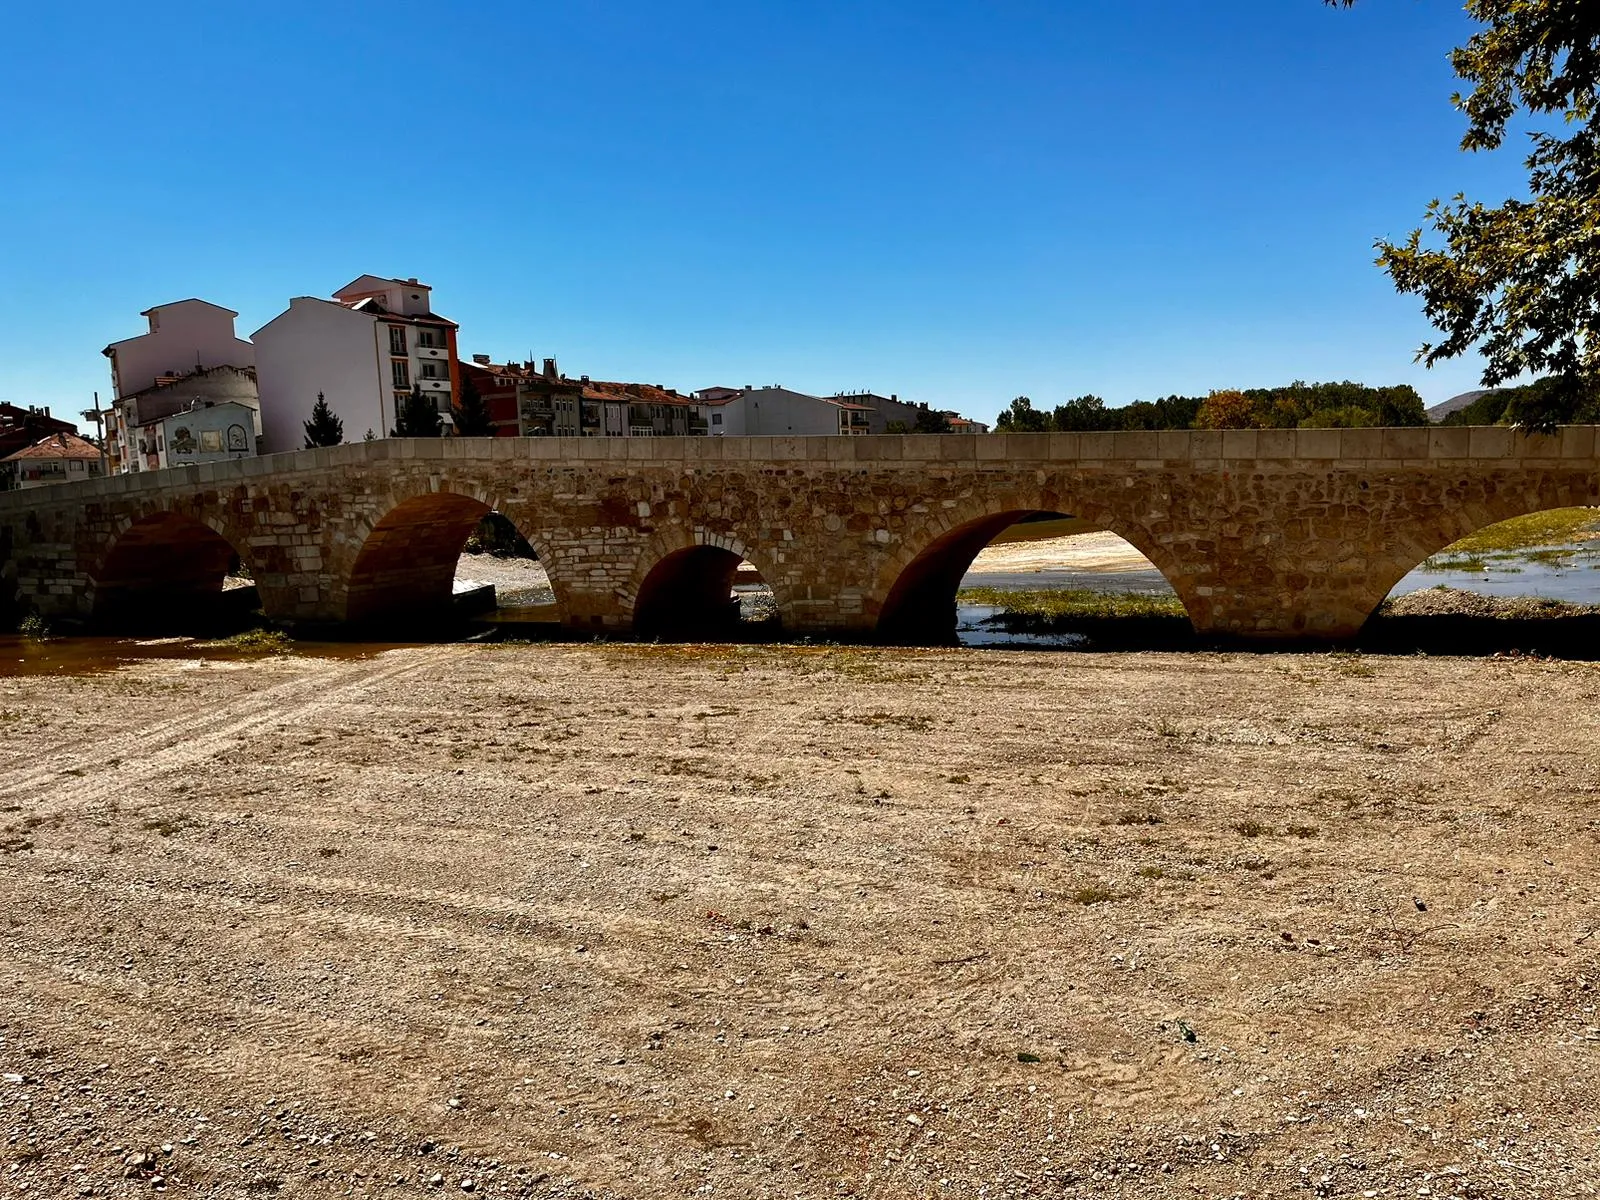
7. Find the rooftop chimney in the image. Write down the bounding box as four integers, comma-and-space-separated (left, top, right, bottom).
472, 353, 490, 365
543, 358, 559, 381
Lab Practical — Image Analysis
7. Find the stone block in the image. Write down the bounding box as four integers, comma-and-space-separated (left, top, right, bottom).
1560, 425, 1597, 459
1112, 431, 1159, 460
975, 435, 1008, 460
805, 437, 833, 462
1186, 430, 1223, 460
1381, 428, 1430, 459
1295, 428, 1341, 459
902, 434, 943, 462
939, 435, 975, 461
1427, 426, 1472, 459
1338, 428, 1384, 459
1468, 426, 1514, 459
1045, 431, 1081, 460
769, 438, 804, 460
1518, 431, 1562, 459
1256, 429, 1296, 460
1075, 432, 1113, 460
1155, 430, 1191, 459
1221, 430, 1259, 460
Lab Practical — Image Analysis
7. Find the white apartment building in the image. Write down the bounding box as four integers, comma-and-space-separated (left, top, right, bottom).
253, 275, 459, 452
698, 387, 870, 436
102, 299, 256, 398
101, 300, 260, 473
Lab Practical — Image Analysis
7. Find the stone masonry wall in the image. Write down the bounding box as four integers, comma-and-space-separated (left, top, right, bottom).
1, 427, 1597, 641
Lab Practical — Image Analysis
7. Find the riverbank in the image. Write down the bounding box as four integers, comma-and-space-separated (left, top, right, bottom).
1, 643, 1595, 1195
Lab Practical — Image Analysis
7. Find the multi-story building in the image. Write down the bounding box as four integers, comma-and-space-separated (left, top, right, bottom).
459, 356, 527, 436
102, 299, 256, 399
100, 299, 259, 472
105, 364, 260, 473
253, 275, 459, 451
697, 386, 869, 436
0, 403, 77, 461
1, 432, 107, 490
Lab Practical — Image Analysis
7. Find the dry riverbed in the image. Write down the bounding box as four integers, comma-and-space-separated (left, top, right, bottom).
2, 642, 1598, 1198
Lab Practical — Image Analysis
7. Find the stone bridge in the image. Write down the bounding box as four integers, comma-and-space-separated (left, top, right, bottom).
2, 428, 1597, 642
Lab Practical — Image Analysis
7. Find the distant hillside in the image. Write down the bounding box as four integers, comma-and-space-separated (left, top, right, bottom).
1427, 389, 1497, 423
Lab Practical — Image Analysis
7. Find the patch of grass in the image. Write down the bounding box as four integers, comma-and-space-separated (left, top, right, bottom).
199, 628, 294, 655
1326, 651, 1376, 678
1135, 865, 1166, 879
1113, 810, 1163, 826
1069, 882, 1119, 906
141, 812, 200, 838
826, 711, 933, 733
1234, 818, 1272, 838
1287, 824, 1319, 838
17, 614, 49, 639
958, 587, 1187, 621
1435, 507, 1600, 556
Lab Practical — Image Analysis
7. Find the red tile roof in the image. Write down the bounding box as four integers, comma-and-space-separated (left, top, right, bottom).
3, 432, 102, 462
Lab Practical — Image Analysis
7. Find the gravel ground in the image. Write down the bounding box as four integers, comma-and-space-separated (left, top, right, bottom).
2, 642, 1599, 1198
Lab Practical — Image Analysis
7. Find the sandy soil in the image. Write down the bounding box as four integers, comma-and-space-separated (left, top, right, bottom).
969, 532, 1152, 576
2, 642, 1598, 1197
453, 531, 1156, 602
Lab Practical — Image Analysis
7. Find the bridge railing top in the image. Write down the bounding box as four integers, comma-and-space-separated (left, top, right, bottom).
3, 426, 1596, 507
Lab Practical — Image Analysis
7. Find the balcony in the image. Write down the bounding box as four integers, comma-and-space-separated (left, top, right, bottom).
414, 340, 448, 362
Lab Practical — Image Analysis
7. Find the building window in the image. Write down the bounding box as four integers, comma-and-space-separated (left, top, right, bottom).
389, 326, 407, 356
711, 412, 722, 425
392, 360, 410, 388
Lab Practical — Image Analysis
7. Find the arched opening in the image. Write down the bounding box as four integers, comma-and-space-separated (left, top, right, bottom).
878, 510, 1187, 647
633, 545, 777, 640
348, 494, 559, 634
91, 513, 257, 633
453, 511, 559, 625
1370, 505, 1600, 653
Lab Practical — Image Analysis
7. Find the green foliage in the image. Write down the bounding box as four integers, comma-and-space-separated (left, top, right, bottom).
452, 376, 496, 437
1441, 377, 1600, 427
995, 382, 1424, 432
994, 395, 1050, 432
391, 384, 443, 438
302, 391, 344, 448
913, 406, 952, 433
1332, 1, 1600, 428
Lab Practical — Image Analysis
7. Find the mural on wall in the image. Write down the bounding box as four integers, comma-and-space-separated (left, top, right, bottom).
227, 424, 248, 452
170, 426, 197, 457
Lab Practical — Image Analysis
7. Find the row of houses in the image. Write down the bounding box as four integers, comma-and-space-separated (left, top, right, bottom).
2, 272, 988, 486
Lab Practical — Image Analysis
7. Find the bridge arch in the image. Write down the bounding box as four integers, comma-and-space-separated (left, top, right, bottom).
342, 484, 565, 627
623, 526, 784, 638
1357, 476, 1600, 628
89, 508, 264, 630
871, 488, 1199, 644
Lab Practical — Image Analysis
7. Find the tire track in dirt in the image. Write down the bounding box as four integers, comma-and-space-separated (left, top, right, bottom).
0, 648, 452, 813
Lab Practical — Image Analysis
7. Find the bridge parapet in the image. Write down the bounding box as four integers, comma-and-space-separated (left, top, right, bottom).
2, 428, 1597, 642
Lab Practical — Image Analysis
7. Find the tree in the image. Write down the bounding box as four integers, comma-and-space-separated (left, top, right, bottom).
1194, 389, 1257, 429
302, 392, 344, 448
913, 406, 952, 433
452, 376, 496, 437
1051, 394, 1111, 431
1332, 1, 1600, 429
391, 383, 443, 438
994, 396, 1050, 432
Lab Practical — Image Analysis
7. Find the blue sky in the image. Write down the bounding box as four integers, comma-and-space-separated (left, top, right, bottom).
2, 1, 1527, 428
